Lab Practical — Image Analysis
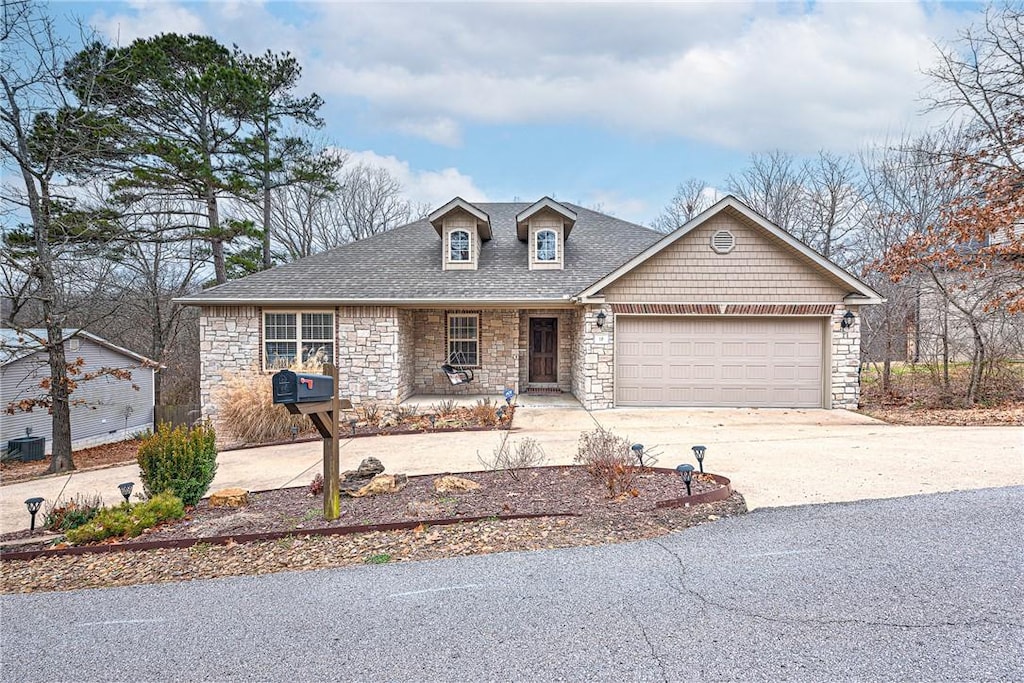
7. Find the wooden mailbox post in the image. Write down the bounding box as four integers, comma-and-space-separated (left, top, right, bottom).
271, 363, 349, 520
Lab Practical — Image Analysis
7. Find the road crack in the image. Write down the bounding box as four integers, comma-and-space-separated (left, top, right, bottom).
651, 539, 1023, 631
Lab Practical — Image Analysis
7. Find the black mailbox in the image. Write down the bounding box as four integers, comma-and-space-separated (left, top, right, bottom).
272, 369, 334, 404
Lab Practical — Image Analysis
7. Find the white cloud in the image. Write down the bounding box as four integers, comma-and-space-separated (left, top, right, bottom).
90, 0, 206, 45
340, 149, 488, 209
83, 1, 979, 153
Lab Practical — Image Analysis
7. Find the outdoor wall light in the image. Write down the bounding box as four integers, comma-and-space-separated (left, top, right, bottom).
692, 445, 706, 473
118, 482, 134, 504
841, 310, 855, 329
596, 311, 606, 328
24, 497, 44, 532
676, 464, 695, 496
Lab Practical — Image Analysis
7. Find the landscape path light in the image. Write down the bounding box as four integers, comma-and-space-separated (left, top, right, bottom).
631, 443, 645, 466
290, 425, 299, 441
118, 481, 135, 505
25, 497, 44, 532
676, 464, 695, 496
349, 419, 358, 436
692, 445, 706, 473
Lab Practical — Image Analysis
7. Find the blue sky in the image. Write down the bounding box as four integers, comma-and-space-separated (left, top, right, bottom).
52, 1, 985, 225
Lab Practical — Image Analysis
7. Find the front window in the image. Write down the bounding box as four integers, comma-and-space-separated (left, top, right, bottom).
264, 311, 334, 368
536, 229, 557, 261
449, 230, 470, 261
447, 313, 479, 367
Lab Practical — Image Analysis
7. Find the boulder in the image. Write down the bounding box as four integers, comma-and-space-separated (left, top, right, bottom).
433, 475, 481, 493
347, 473, 408, 498
209, 488, 249, 508
341, 456, 385, 482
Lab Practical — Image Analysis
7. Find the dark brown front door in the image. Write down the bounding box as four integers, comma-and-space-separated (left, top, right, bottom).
529, 318, 558, 383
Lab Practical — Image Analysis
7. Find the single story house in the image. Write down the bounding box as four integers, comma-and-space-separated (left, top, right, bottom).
1, 329, 157, 453
182, 195, 882, 430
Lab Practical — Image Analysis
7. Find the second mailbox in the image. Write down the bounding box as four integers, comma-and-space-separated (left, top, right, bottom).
272, 369, 334, 404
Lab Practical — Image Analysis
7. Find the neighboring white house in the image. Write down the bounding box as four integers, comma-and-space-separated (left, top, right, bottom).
1, 329, 157, 453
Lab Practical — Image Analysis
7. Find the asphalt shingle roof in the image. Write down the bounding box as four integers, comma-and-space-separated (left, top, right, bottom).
184, 203, 663, 304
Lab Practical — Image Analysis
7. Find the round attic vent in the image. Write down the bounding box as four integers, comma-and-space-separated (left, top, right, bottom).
710, 229, 735, 254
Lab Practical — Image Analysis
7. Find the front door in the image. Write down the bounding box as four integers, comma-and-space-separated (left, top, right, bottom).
529, 318, 558, 383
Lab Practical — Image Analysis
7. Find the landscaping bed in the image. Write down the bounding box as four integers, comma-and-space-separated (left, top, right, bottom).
0, 466, 745, 594
0, 439, 142, 484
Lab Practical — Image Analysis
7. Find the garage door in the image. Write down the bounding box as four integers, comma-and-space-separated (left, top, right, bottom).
616, 317, 824, 408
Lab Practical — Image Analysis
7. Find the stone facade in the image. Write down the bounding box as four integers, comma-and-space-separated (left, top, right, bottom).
198, 305, 261, 435
337, 306, 413, 404
412, 309, 520, 395
830, 305, 861, 409
517, 309, 575, 392
571, 305, 615, 409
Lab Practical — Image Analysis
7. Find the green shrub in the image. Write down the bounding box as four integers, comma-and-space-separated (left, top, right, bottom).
65, 492, 185, 544
137, 422, 218, 506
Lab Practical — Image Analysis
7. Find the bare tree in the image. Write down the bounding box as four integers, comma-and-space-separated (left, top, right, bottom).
1, 0, 123, 472
651, 178, 713, 233
337, 163, 418, 242
726, 150, 807, 234
802, 151, 864, 267
266, 156, 420, 260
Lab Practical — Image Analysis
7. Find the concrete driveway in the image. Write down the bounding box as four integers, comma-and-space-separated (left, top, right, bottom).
2, 405, 1021, 534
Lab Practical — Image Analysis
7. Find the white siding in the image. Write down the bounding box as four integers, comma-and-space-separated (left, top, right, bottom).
1, 337, 155, 452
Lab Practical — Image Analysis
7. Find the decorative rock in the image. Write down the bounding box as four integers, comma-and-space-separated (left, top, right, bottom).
433, 475, 481, 493
209, 488, 249, 508
347, 473, 408, 498
405, 500, 444, 518
341, 457, 385, 482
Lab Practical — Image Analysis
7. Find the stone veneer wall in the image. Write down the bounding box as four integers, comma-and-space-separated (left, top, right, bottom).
198, 306, 262, 435
337, 306, 413, 404
413, 309, 519, 395
571, 305, 615, 409
517, 309, 575, 392
830, 305, 861, 409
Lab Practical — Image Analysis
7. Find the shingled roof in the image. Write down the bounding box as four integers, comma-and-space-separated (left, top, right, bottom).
183, 202, 662, 305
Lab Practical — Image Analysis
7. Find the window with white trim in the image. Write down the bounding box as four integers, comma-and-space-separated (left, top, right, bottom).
263, 311, 334, 369
536, 229, 557, 261
446, 313, 479, 367
449, 230, 470, 261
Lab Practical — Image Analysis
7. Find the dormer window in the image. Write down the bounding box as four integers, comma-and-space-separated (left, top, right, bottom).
536, 230, 557, 262
517, 197, 576, 271
430, 197, 491, 271
450, 230, 470, 261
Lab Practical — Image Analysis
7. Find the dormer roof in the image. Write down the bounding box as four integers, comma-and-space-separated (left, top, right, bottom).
429, 197, 492, 240
516, 197, 577, 241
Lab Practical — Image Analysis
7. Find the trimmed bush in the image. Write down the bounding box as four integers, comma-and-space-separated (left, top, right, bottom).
65, 492, 185, 544
137, 422, 218, 506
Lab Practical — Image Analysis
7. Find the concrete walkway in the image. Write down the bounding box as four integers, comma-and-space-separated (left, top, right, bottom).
2, 405, 1021, 534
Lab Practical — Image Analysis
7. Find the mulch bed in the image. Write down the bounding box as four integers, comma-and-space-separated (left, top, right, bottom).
858, 404, 1024, 426
0, 439, 142, 484
0, 467, 745, 594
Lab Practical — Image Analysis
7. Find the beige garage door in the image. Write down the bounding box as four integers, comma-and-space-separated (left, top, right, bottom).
616, 317, 824, 408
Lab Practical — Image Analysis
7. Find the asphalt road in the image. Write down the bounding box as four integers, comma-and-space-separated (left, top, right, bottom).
2, 487, 1022, 682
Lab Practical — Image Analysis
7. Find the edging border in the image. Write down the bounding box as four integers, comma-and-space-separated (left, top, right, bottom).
1, 468, 733, 562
